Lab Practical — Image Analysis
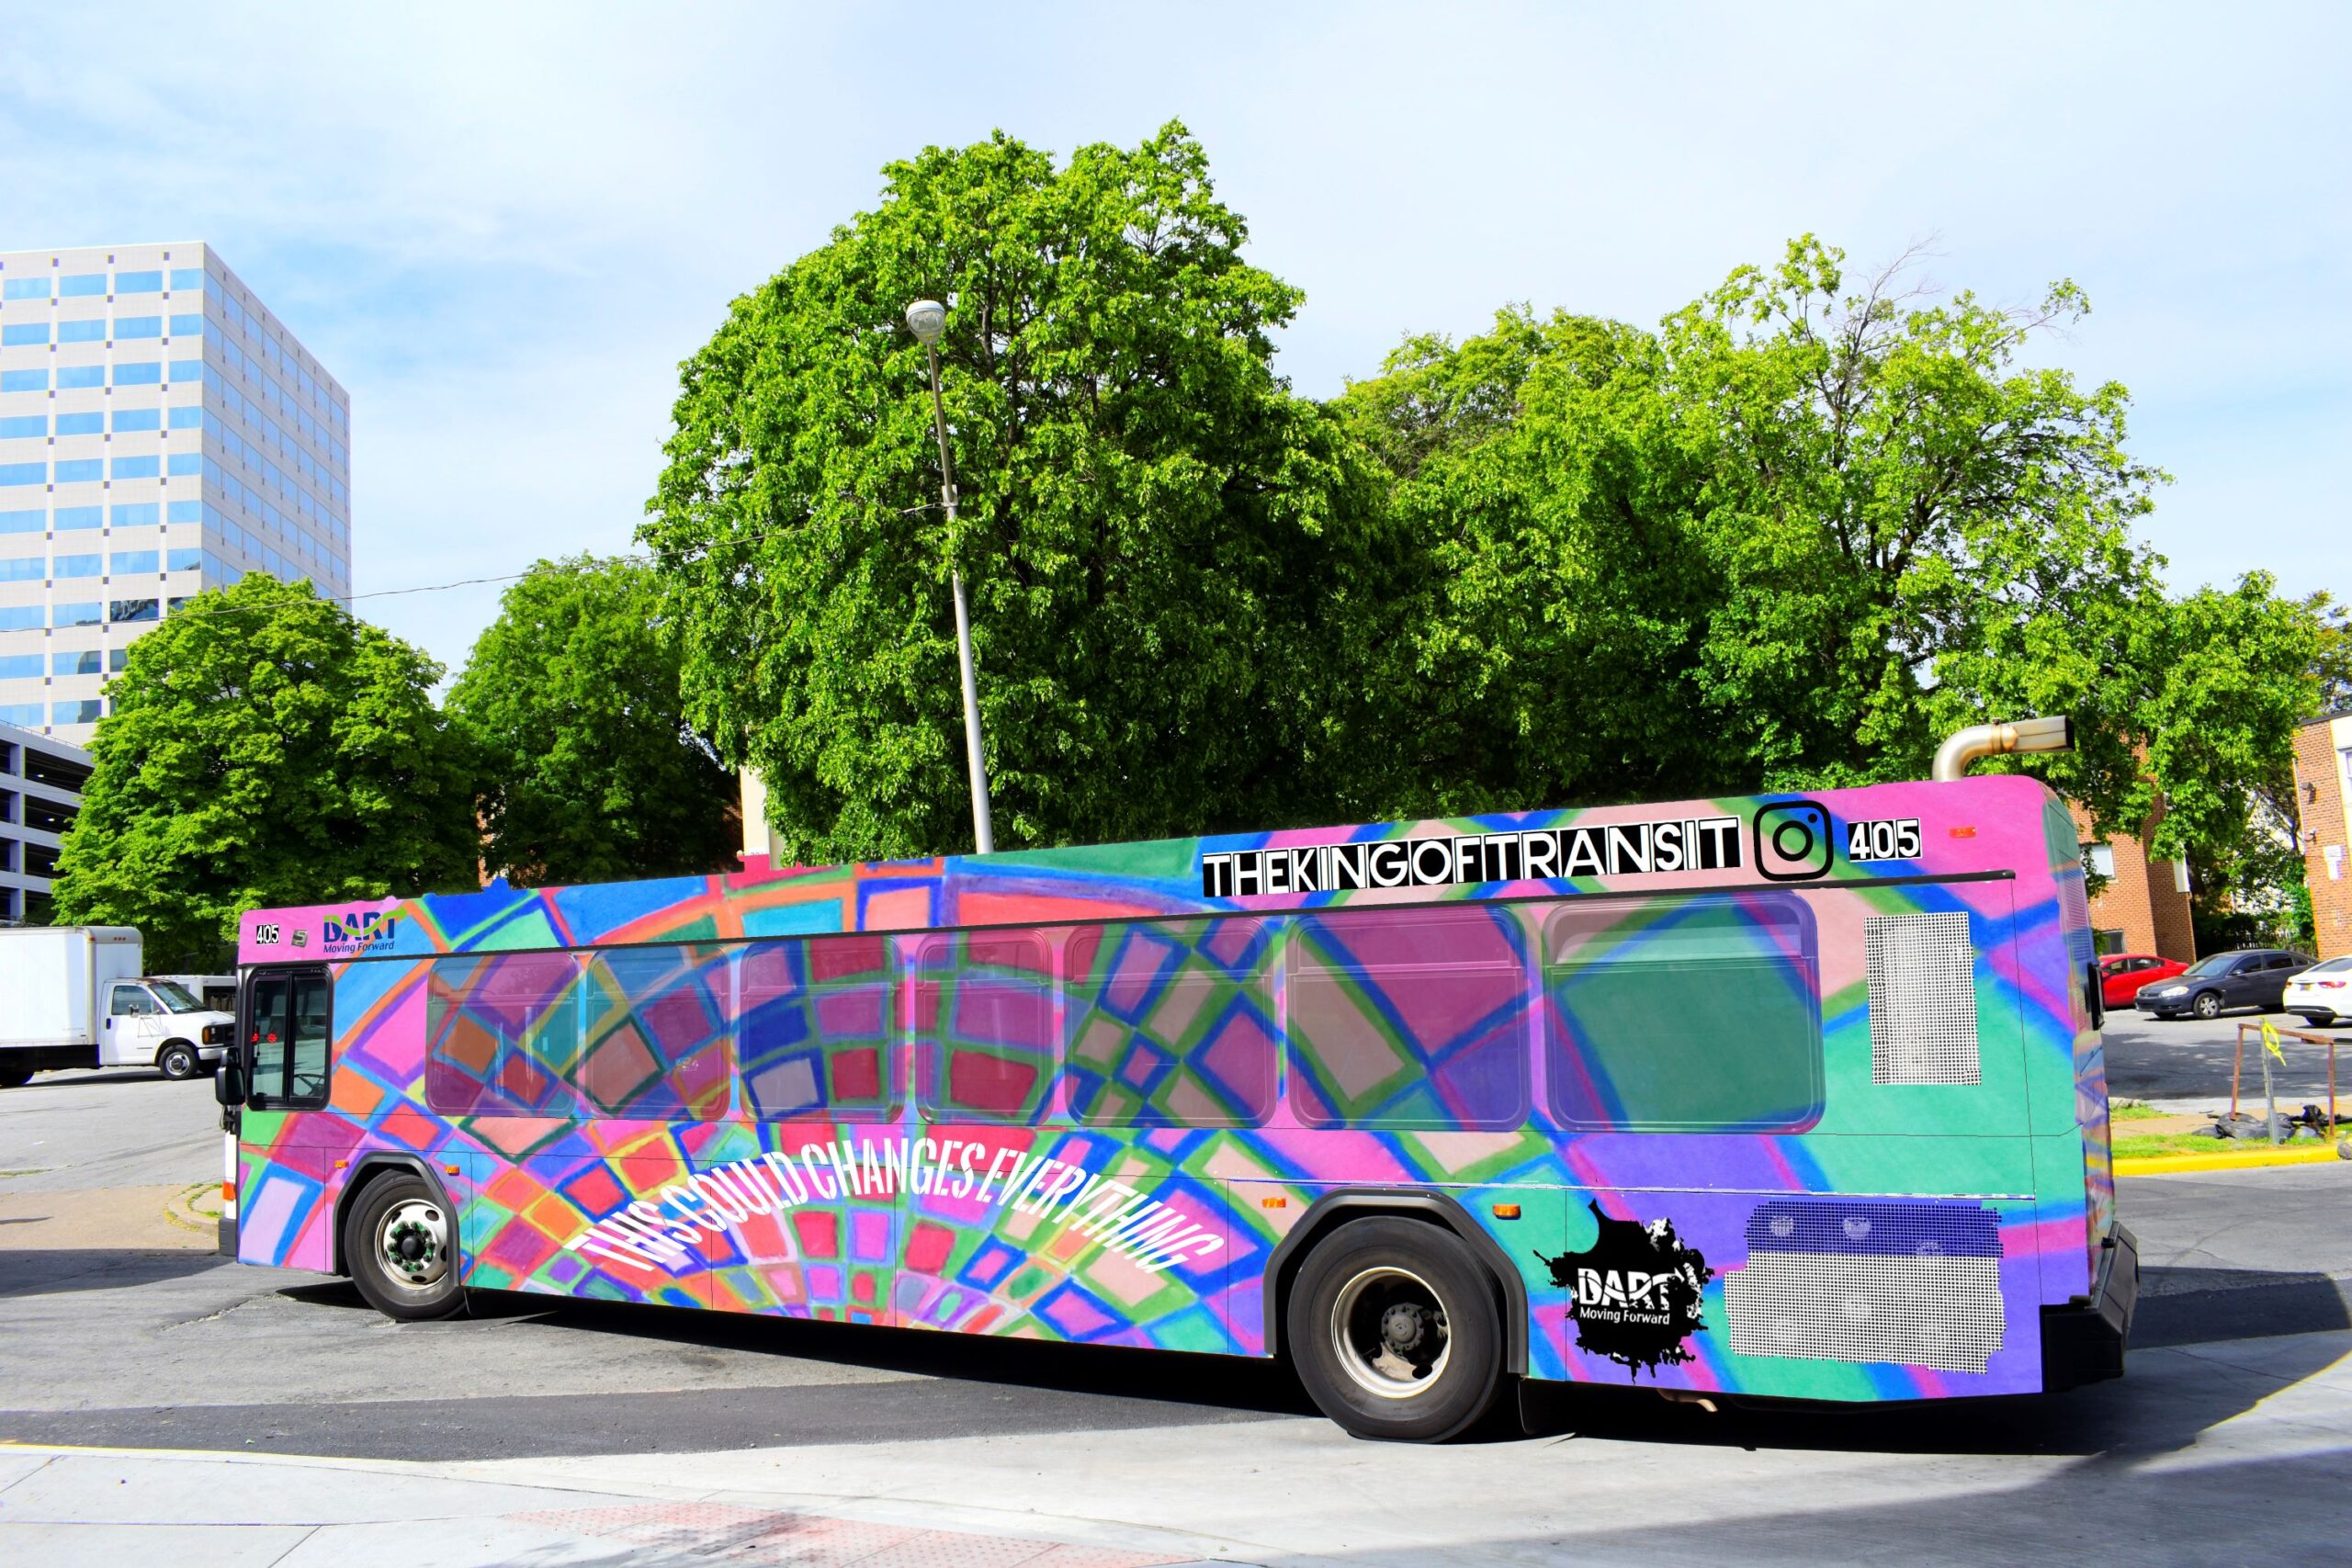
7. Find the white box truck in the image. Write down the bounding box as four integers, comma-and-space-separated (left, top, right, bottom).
0, 926, 236, 1088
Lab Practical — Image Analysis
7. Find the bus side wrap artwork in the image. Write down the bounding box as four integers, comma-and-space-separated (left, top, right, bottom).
231, 775, 2106, 1404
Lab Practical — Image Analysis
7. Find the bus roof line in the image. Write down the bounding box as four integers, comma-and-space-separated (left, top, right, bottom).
262, 868, 2018, 967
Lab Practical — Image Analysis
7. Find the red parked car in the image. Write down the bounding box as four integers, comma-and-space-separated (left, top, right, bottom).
2098, 953, 2188, 1009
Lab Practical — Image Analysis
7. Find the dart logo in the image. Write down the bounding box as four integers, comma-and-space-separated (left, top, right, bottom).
1538, 1202, 1714, 1377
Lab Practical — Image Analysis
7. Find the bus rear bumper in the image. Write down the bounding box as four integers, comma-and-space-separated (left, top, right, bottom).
2041, 1223, 2140, 1391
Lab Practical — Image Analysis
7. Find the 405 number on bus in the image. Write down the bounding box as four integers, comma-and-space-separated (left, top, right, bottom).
1847, 818, 1922, 862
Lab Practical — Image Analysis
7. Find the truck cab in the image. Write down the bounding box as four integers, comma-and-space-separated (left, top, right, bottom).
100, 976, 235, 1080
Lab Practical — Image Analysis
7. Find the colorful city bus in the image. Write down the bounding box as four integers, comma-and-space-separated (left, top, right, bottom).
217, 770, 2138, 1440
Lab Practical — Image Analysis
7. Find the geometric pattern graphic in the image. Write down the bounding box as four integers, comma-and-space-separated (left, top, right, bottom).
232, 774, 2111, 1405
1287, 904, 1531, 1129
739, 935, 895, 1119
1865, 912, 1982, 1085
1063, 918, 1277, 1127
913, 931, 1057, 1123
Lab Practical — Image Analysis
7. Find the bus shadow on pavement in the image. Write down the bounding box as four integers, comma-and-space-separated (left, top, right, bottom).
256, 1258, 2352, 1455
500, 1291, 1325, 1418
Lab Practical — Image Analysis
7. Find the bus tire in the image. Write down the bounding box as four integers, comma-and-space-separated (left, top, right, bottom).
1287, 1216, 1504, 1442
156, 1042, 200, 1080
344, 1171, 465, 1322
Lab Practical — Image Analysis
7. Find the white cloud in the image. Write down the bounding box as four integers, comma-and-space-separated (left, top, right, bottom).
3, 1, 2343, 671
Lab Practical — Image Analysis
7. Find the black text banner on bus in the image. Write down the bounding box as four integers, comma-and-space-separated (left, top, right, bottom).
1200, 817, 1744, 898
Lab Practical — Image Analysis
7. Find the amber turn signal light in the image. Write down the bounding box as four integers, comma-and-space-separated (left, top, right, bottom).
1492, 1203, 1521, 1220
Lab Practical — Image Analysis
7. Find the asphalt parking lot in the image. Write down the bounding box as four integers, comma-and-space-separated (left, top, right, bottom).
2100, 1005, 2346, 1105
2, 1053, 2347, 1564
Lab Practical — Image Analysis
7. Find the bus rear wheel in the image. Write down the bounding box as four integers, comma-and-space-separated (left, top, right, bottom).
345, 1172, 465, 1322
1287, 1216, 1504, 1442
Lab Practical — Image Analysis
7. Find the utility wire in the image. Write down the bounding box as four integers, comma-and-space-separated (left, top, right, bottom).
115, 502, 941, 625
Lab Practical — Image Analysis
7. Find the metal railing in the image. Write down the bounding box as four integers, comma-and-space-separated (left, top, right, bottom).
2230, 1021, 2341, 1144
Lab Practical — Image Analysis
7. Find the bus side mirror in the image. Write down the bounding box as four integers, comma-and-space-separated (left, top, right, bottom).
2085, 961, 2106, 1032
213, 1061, 244, 1107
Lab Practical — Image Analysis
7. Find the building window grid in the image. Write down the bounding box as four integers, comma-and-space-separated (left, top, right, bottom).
4, 249, 349, 615
195, 364, 351, 544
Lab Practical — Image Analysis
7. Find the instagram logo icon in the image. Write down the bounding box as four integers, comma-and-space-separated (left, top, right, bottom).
1753, 799, 1835, 881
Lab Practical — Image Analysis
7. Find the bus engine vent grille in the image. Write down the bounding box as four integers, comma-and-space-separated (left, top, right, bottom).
1724, 1201, 2008, 1375
1865, 912, 1980, 1085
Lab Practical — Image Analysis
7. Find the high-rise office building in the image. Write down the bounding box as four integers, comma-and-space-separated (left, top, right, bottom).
0, 243, 351, 745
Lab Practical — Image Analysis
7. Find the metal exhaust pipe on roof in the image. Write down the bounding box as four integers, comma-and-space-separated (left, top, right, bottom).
1931, 716, 2075, 782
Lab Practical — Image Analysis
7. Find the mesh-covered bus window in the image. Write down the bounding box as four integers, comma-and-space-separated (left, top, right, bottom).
577, 945, 732, 1119
1544, 896, 1821, 1132
914, 931, 1056, 1123
425, 951, 583, 1116
1064, 918, 1275, 1127
738, 935, 896, 1120
1287, 905, 1531, 1130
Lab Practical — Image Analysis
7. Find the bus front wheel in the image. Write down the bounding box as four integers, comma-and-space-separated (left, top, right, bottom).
344, 1172, 465, 1322
1287, 1216, 1504, 1442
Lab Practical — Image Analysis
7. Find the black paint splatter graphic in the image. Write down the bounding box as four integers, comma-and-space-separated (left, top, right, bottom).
1537, 1201, 1714, 1378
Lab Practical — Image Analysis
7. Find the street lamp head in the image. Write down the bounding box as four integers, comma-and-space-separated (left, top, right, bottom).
904, 299, 948, 345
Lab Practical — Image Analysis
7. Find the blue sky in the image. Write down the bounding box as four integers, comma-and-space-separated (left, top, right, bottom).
3, 2, 2344, 677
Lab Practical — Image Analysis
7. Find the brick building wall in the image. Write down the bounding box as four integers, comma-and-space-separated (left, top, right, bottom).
2293, 713, 2352, 960
2069, 800, 2198, 961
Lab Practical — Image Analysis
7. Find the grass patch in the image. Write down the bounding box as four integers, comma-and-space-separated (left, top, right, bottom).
2111, 1102, 2165, 1122
2112, 1131, 2229, 1159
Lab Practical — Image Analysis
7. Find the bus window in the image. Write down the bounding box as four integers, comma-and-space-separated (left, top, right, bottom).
424, 952, 583, 1116
578, 945, 732, 1120
738, 935, 896, 1120
1287, 905, 1530, 1131
914, 931, 1056, 1123
1063, 918, 1276, 1127
1544, 896, 1821, 1132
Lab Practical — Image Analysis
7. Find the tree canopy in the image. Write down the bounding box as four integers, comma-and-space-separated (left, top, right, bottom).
448, 553, 739, 886
1339, 239, 2171, 816
644, 121, 2327, 920
51, 573, 478, 970
642, 120, 1390, 865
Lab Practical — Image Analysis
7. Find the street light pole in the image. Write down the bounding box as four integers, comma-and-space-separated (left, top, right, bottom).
905, 299, 995, 855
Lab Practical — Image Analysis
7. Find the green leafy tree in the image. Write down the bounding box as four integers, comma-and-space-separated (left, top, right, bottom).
643, 121, 1394, 863
1341, 238, 2170, 815
1961, 573, 2326, 876
448, 553, 739, 886
51, 574, 478, 970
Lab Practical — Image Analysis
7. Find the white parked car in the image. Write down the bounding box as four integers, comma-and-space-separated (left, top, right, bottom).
2283, 955, 2352, 1027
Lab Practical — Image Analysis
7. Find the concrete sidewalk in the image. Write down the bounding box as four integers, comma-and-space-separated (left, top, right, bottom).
0, 1446, 1222, 1567
6, 1325, 2348, 1567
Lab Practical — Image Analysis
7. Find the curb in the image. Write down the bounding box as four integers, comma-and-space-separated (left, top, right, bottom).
2115, 1144, 2347, 1177
161, 1180, 223, 1235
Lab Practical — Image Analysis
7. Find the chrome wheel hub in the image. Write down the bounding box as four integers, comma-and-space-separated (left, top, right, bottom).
1331, 1265, 1452, 1400
377, 1198, 448, 1289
